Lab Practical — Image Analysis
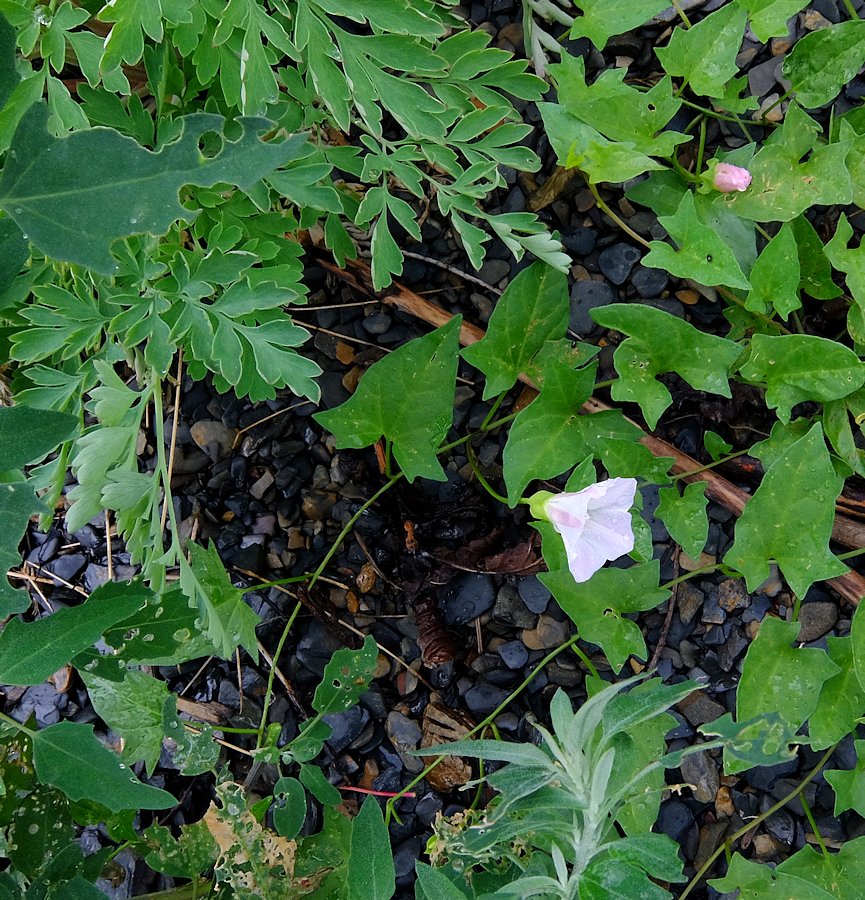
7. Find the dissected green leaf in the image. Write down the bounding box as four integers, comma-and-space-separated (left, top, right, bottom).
179, 541, 260, 661
347, 797, 395, 900
783, 20, 865, 109
0, 581, 147, 685
655, 482, 708, 559
313, 635, 378, 716
539, 551, 669, 673
32, 721, 175, 811
737, 617, 839, 738
568, 0, 668, 50
0, 405, 78, 471
0, 104, 308, 272
711, 852, 836, 899
725, 424, 846, 596
552, 55, 688, 157
739, 333, 865, 424
592, 303, 742, 429
736, 0, 810, 42
809, 637, 865, 749
745, 222, 801, 320
656, 4, 747, 98
315, 317, 461, 482
642, 192, 751, 291
461, 261, 568, 399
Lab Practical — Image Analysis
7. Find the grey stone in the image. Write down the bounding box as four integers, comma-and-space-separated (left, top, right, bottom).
440, 573, 496, 626
569, 280, 617, 334
324, 706, 369, 754
362, 312, 392, 335
631, 264, 668, 298
493, 584, 538, 629
464, 682, 510, 718
677, 691, 726, 727
386, 711, 424, 773
498, 640, 529, 669
718, 626, 749, 671
479, 258, 510, 286
517, 575, 550, 614
748, 56, 782, 97
522, 614, 571, 650
190, 419, 237, 461
562, 226, 596, 256
656, 798, 694, 842
678, 583, 704, 624
47, 553, 87, 584
798, 601, 838, 642
681, 749, 720, 803
598, 242, 642, 285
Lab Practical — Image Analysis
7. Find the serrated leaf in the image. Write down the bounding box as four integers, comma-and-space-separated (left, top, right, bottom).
737, 617, 839, 736
315, 317, 461, 482
0, 482, 46, 616
739, 333, 865, 424
313, 635, 378, 716
710, 853, 837, 899
552, 55, 688, 157
461, 262, 568, 399
700, 712, 797, 774
745, 222, 801, 319
0, 405, 78, 472
0, 104, 308, 273
784, 20, 865, 109
725, 424, 847, 596
777, 836, 865, 896
642, 192, 751, 291
347, 796, 395, 900
568, 0, 668, 50
592, 303, 742, 429
736, 0, 810, 42
656, 5, 747, 98
810, 638, 865, 749
719, 103, 852, 222
32, 721, 174, 811
539, 554, 669, 673
656, 482, 708, 559
0, 581, 147, 685
179, 542, 260, 660
539, 102, 663, 184
80, 669, 168, 775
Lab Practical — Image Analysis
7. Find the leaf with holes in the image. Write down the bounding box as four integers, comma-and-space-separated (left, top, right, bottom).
313, 635, 378, 716
725, 424, 846, 596
315, 317, 461, 483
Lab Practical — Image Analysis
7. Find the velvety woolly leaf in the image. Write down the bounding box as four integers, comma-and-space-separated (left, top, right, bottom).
315, 317, 462, 483
777, 836, 865, 896
738, 333, 865, 424
724, 424, 847, 596
313, 635, 378, 716
737, 617, 840, 734
568, 0, 668, 50
736, 0, 810, 42
809, 638, 865, 749
32, 721, 175, 811
642, 192, 751, 290
180, 542, 260, 661
711, 853, 837, 899
698, 713, 797, 775
790, 214, 842, 299
502, 358, 599, 504
551, 55, 688, 157
0, 482, 45, 616
825, 742, 865, 816
0, 581, 147, 685
745, 222, 801, 320
656, 4, 747, 98
415, 863, 469, 899
538, 553, 669, 673
80, 670, 168, 775
719, 104, 852, 222
0, 104, 308, 273
783, 20, 865, 109
592, 303, 742, 429
347, 797, 395, 900
655, 482, 709, 559
539, 102, 663, 185
461, 261, 568, 399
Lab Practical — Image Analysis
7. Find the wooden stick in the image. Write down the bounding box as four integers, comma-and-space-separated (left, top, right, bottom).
319, 256, 865, 606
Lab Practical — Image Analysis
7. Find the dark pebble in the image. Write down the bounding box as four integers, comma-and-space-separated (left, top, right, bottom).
26, 534, 60, 564
762, 804, 796, 845
746, 757, 800, 792
569, 280, 617, 334
562, 226, 596, 256
362, 312, 392, 335
656, 798, 694, 842
598, 242, 642, 285
498, 640, 529, 670
415, 792, 443, 826
464, 682, 510, 718
47, 553, 87, 583
631, 265, 669, 299
296, 621, 346, 676
517, 576, 550, 614
393, 837, 423, 882
323, 706, 369, 754
439, 573, 496, 626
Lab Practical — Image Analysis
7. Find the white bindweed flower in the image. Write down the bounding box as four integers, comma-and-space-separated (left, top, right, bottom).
529, 478, 638, 583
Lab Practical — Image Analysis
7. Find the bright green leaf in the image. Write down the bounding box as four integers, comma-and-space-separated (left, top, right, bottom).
738, 333, 865, 424
810, 638, 865, 749
825, 745, 865, 815
461, 261, 568, 399
313, 635, 378, 716
656, 5, 747, 98
0, 581, 147, 685
315, 317, 462, 483
656, 482, 708, 559
790, 214, 842, 299
0, 406, 78, 471
32, 721, 175, 811
272, 776, 306, 840
347, 796, 395, 900
783, 20, 865, 109
569, 0, 668, 50
725, 424, 846, 596
777, 836, 865, 896
711, 852, 836, 899
736, 0, 809, 42
736, 617, 840, 734
745, 222, 801, 320
580, 859, 668, 900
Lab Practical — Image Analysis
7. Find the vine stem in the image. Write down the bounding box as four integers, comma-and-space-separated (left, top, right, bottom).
679, 745, 837, 898
0, 710, 35, 736
587, 181, 651, 249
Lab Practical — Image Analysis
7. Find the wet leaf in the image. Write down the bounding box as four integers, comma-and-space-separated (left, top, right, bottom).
810, 638, 865, 749
699, 712, 797, 774
776, 836, 865, 896
744, 222, 801, 320
790, 214, 842, 299
142, 821, 219, 879
711, 852, 836, 898
315, 317, 461, 483
725, 424, 847, 596
737, 0, 810, 42
656, 482, 709, 559
783, 20, 865, 109
313, 635, 378, 716
568, 0, 668, 50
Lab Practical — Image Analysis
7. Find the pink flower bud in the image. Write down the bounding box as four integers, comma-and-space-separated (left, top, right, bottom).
712, 162, 752, 193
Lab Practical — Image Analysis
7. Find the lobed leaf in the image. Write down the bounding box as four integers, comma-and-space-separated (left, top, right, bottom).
568, 0, 669, 50
736, 0, 810, 42
700, 712, 797, 774
810, 638, 865, 749
655, 482, 709, 560
711, 853, 836, 899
